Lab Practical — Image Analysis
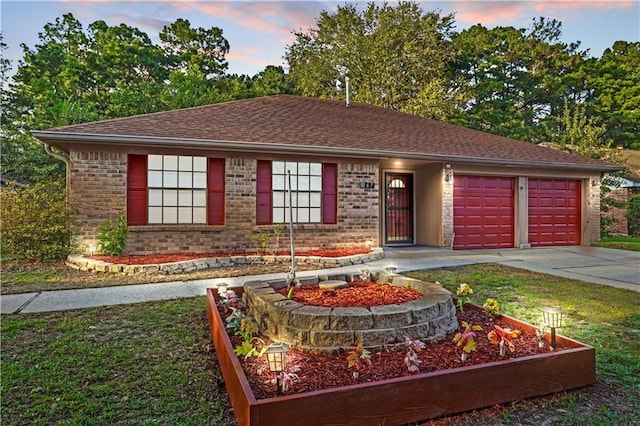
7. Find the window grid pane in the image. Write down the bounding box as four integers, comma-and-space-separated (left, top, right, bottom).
271, 161, 323, 224
147, 155, 211, 224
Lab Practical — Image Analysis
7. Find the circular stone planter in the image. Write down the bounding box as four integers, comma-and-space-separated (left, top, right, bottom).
243, 272, 458, 353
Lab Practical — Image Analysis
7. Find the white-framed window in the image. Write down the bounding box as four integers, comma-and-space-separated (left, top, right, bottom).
272, 161, 323, 223
147, 155, 207, 224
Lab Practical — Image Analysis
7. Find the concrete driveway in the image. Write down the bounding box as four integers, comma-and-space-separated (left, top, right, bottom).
381, 245, 640, 292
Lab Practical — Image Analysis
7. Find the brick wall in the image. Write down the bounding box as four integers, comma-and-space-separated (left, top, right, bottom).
70, 152, 127, 250
584, 177, 602, 244
70, 153, 380, 255
441, 168, 454, 248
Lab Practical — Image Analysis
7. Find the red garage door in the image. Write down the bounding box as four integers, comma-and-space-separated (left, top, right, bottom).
528, 179, 581, 246
453, 176, 515, 249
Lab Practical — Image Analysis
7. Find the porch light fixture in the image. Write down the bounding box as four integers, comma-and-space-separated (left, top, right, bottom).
542, 306, 564, 350
444, 164, 453, 182
265, 343, 288, 373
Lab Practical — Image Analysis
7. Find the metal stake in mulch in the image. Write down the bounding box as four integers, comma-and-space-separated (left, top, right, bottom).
285, 170, 299, 298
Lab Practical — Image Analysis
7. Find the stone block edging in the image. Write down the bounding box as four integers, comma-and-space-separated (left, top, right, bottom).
65, 247, 384, 275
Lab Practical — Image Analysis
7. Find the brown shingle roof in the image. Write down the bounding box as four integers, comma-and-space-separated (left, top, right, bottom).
34, 94, 619, 170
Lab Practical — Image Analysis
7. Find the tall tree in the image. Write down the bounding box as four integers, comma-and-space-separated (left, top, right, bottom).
85, 20, 168, 117
250, 66, 294, 97
450, 18, 587, 142
2, 14, 241, 183
583, 41, 640, 149
160, 18, 229, 79
285, 1, 459, 119
158, 18, 231, 109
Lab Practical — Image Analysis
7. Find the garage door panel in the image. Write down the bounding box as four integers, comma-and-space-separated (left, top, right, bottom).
528, 178, 581, 247
454, 176, 515, 250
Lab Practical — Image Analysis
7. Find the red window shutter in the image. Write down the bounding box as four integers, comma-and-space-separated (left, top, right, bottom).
322, 163, 338, 224
256, 160, 272, 225
127, 155, 147, 226
207, 158, 225, 225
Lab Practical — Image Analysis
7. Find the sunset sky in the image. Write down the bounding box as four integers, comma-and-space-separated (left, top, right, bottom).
2, 1, 639, 77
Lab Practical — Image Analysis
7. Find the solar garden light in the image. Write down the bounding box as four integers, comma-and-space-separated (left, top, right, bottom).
265, 343, 288, 392
542, 307, 564, 350
217, 282, 228, 295
265, 343, 288, 373
385, 265, 397, 274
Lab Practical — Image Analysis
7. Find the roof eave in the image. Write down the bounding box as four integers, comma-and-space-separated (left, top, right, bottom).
32, 131, 623, 173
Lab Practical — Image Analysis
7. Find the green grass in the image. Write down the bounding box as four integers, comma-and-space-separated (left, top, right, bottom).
2, 264, 639, 425
1, 298, 236, 426
593, 235, 640, 251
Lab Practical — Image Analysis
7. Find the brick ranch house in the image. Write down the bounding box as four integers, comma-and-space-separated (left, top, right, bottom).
33, 95, 622, 255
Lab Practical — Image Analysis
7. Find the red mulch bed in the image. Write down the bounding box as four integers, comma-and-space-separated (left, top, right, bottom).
277, 280, 424, 308
220, 284, 558, 400
93, 248, 371, 265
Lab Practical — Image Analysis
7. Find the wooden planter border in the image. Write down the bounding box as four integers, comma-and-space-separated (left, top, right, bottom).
206, 288, 595, 426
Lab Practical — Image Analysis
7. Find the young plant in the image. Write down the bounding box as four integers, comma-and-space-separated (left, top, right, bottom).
359, 266, 371, 282
346, 344, 372, 379
250, 230, 270, 255
217, 289, 240, 312
455, 283, 474, 312
225, 307, 246, 334
250, 224, 284, 255
535, 323, 546, 348
487, 325, 521, 357
270, 365, 302, 393
403, 337, 426, 373
269, 223, 284, 255
233, 317, 267, 359
452, 321, 483, 363
483, 298, 500, 319
96, 215, 128, 256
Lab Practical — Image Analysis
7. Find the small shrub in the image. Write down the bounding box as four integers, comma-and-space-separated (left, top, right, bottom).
0, 181, 78, 261
271, 366, 301, 393
483, 298, 500, 319
453, 321, 482, 363
626, 195, 640, 236
455, 283, 474, 312
250, 223, 284, 255
96, 215, 127, 255
403, 337, 426, 373
346, 344, 372, 379
487, 325, 521, 357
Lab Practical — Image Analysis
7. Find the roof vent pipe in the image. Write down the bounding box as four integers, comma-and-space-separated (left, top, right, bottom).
345, 76, 350, 107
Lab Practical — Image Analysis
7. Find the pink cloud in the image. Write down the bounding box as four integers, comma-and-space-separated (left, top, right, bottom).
167, 1, 323, 36
449, 1, 528, 26
533, 0, 637, 13
227, 47, 286, 70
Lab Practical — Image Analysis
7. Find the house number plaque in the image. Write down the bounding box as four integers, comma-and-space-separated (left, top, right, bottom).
359, 182, 375, 189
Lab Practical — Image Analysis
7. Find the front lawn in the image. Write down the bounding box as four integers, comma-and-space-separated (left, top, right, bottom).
592, 235, 640, 251
2, 264, 638, 425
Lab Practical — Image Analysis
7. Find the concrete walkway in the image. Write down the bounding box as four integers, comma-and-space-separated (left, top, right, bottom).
2, 246, 638, 314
